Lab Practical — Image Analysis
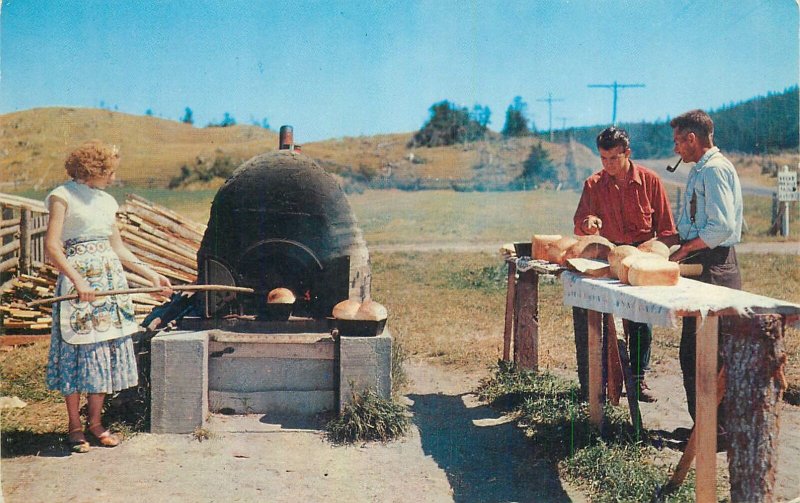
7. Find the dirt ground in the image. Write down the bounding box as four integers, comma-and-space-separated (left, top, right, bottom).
2, 358, 799, 503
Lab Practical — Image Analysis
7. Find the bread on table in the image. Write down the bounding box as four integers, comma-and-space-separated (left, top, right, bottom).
546, 236, 578, 265
628, 257, 681, 286
267, 288, 296, 304
332, 299, 361, 320
565, 235, 616, 261
532, 234, 562, 261
618, 252, 664, 284
608, 245, 641, 280
637, 239, 671, 259
354, 300, 388, 321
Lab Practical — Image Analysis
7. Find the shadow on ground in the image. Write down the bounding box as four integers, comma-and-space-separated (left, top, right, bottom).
408, 392, 574, 503
1, 431, 70, 458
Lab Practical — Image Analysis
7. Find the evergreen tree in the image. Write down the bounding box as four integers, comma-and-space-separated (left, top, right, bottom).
519, 141, 557, 188
410, 100, 489, 147
502, 96, 531, 138
181, 107, 194, 125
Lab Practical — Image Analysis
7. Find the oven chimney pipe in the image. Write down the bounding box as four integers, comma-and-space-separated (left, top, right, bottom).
279, 125, 294, 151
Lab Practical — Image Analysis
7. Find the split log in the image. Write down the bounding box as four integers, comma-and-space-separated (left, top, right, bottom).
513, 269, 539, 370
126, 193, 207, 234
721, 314, 786, 503
123, 199, 205, 243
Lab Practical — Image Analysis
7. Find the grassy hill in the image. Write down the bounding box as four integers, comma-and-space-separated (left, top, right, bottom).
0, 107, 278, 191
1, 107, 599, 192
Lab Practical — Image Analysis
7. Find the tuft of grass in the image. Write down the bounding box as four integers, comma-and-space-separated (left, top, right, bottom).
390, 334, 410, 393
192, 426, 213, 442
325, 389, 409, 444
562, 442, 696, 503
477, 362, 700, 502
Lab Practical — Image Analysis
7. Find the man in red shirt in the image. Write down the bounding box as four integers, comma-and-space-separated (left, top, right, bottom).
572, 126, 677, 402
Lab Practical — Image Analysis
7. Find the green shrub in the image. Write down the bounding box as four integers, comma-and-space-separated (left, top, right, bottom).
325, 389, 409, 444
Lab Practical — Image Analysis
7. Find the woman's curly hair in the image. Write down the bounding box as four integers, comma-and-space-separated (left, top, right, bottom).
65, 140, 120, 180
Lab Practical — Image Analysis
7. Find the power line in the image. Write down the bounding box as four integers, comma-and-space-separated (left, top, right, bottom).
537, 92, 564, 142
587, 81, 645, 125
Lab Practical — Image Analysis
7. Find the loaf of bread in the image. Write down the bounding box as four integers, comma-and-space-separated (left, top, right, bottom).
546, 236, 578, 265
332, 299, 361, 320
628, 257, 680, 286
618, 252, 665, 284
532, 234, 562, 261
354, 300, 388, 321
267, 288, 295, 304
608, 245, 641, 280
637, 239, 671, 259
565, 235, 615, 261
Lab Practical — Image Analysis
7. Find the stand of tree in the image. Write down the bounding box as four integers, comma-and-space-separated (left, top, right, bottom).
551, 86, 798, 157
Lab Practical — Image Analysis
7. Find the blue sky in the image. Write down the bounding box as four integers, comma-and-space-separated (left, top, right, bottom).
1, 0, 797, 142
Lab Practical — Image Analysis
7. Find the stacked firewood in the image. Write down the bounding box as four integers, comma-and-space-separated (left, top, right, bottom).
0, 194, 205, 335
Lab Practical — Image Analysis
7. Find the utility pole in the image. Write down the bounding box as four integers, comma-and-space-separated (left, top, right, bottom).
537, 92, 564, 142
587, 81, 645, 125
557, 117, 572, 142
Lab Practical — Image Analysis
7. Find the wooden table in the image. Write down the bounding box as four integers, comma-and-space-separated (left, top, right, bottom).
561, 271, 800, 502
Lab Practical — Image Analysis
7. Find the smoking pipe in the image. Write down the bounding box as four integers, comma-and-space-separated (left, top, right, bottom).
666, 158, 682, 173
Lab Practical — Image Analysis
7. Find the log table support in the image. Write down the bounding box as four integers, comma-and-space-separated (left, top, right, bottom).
722, 314, 785, 502
502, 260, 517, 362
587, 309, 604, 428
514, 269, 539, 371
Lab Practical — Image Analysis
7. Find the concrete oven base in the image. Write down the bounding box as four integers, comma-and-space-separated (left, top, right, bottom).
150, 328, 392, 434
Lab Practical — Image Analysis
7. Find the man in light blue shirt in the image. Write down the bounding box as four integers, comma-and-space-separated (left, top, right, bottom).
664, 109, 743, 427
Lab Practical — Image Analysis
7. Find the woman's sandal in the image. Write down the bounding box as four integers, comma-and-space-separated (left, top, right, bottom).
66, 429, 90, 454
87, 424, 120, 447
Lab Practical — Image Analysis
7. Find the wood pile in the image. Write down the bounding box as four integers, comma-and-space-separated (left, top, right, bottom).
0, 193, 205, 337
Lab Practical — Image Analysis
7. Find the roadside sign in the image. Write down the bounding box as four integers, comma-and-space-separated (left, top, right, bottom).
777, 165, 799, 202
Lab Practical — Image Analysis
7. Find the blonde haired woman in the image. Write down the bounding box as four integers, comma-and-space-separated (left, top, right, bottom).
44, 140, 171, 453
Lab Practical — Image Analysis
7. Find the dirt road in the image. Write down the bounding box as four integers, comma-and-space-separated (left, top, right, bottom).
0, 361, 585, 503
2, 359, 799, 502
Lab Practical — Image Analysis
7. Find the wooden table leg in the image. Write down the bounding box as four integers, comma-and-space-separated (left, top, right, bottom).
695, 315, 718, 503
514, 269, 539, 371
587, 309, 604, 428
502, 260, 516, 362
606, 316, 624, 406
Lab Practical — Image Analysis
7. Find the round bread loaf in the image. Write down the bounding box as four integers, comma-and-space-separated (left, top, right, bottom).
267, 287, 295, 304
608, 245, 641, 280
546, 236, 578, 265
354, 300, 388, 321
532, 234, 562, 261
565, 235, 615, 261
628, 257, 680, 286
637, 239, 671, 259
332, 299, 361, 320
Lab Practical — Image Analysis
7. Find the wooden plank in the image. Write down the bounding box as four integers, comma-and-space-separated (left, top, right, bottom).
0, 240, 20, 256
0, 335, 49, 346
587, 309, 604, 428
513, 269, 538, 370
502, 260, 516, 361
0, 218, 21, 228
695, 315, 719, 503
0, 224, 20, 238
0, 256, 18, 273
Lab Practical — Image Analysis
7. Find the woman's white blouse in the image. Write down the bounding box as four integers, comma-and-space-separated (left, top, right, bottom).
45, 180, 119, 241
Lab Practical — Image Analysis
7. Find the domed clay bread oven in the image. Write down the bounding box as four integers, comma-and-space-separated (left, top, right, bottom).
196, 149, 371, 319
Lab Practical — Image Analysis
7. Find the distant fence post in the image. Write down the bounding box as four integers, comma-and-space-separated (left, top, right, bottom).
19, 207, 32, 276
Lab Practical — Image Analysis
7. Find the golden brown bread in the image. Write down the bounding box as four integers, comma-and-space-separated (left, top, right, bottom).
332, 299, 361, 320
637, 239, 671, 259
608, 245, 641, 280
546, 236, 578, 265
565, 235, 615, 261
354, 300, 388, 321
618, 252, 665, 284
628, 258, 680, 286
532, 234, 562, 261
267, 288, 296, 304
